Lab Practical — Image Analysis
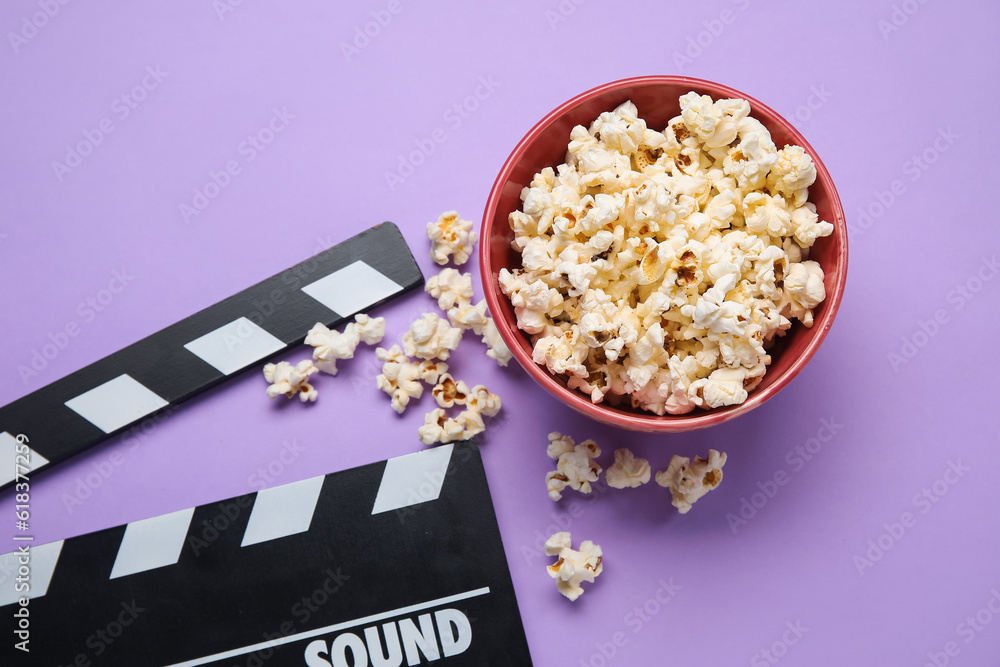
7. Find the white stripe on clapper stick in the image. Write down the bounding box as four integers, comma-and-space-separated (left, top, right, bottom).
183, 316, 286, 376
371, 443, 454, 515
0, 540, 64, 607
64, 374, 169, 434
241, 475, 325, 547
109, 508, 195, 579
0, 431, 50, 487
164, 587, 491, 667
301, 260, 403, 317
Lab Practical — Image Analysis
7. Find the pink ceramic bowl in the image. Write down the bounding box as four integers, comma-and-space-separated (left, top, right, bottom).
480, 76, 848, 433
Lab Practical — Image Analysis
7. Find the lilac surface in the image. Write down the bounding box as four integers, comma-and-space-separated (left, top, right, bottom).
2, 1, 999, 664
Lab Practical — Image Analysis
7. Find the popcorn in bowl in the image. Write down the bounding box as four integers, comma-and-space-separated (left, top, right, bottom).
499, 92, 834, 415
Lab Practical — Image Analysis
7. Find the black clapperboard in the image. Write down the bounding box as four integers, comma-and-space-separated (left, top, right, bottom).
0, 222, 423, 492
1, 441, 533, 666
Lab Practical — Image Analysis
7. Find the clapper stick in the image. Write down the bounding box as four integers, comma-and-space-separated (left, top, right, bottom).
0, 442, 534, 666
0, 222, 423, 492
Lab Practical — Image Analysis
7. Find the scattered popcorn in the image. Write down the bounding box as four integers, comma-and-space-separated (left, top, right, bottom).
655, 449, 727, 513
416, 359, 450, 385
418, 408, 465, 445
501, 93, 834, 414
545, 532, 603, 601
456, 409, 486, 438
427, 211, 477, 265
544, 531, 572, 556
480, 318, 512, 367
447, 299, 488, 334
467, 384, 502, 417
402, 313, 463, 361
353, 314, 386, 345
304, 314, 385, 375
304, 322, 359, 376
431, 373, 470, 408
426, 268, 474, 310
263, 360, 319, 402
375, 345, 425, 414
424, 267, 511, 366
546, 432, 602, 501
605, 448, 651, 489
417, 406, 486, 445
546, 431, 577, 460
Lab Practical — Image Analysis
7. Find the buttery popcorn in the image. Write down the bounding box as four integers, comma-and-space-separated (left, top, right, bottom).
480, 318, 512, 367
419, 381, 501, 445
655, 449, 727, 513
545, 431, 602, 501
605, 448, 651, 489
375, 345, 425, 414
431, 373, 470, 408
416, 359, 450, 385
425, 265, 513, 368
467, 384, 502, 417
305, 314, 386, 375
353, 314, 387, 345
447, 299, 488, 334
263, 360, 319, 402
500, 94, 834, 415
426, 268, 474, 310
418, 408, 468, 445
427, 211, 477, 265
545, 531, 603, 601
402, 313, 463, 361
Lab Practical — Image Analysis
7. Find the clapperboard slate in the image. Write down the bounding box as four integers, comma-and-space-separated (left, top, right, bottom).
0, 222, 422, 492
1, 441, 533, 666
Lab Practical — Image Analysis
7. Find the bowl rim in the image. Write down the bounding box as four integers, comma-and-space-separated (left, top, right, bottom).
480, 75, 849, 433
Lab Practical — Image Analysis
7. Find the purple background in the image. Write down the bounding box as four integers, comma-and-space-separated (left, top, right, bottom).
2, 1, 999, 664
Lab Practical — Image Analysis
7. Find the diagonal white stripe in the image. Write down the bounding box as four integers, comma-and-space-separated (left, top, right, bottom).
241, 475, 325, 547
371, 444, 454, 515
0, 431, 49, 487
110, 508, 194, 579
183, 316, 286, 376
164, 587, 491, 667
0, 540, 64, 607
301, 260, 403, 317
65, 374, 169, 434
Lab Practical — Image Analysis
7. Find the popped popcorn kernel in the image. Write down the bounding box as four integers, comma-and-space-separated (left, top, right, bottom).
353, 314, 386, 345
375, 345, 424, 414
418, 408, 465, 445
402, 313, 463, 361
448, 299, 488, 334
417, 403, 490, 445
431, 373, 470, 408
767, 145, 817, 199
480, 318, 513, 367
416, 359, 450, 385
655, 449, 727, 513
545, 532, 604, 601
546, 432, 602, 501
263, 360, 319, 402
426, 268, 474, 310
605, 448, 651, 489
304, 322, 359, 375
467, 384, 502, 417
427, 211, 478, 265
304, 314, 386, 376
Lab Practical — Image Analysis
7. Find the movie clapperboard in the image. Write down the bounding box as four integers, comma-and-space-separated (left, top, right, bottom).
0, 222, 423, 492
1, 441, 533, 666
